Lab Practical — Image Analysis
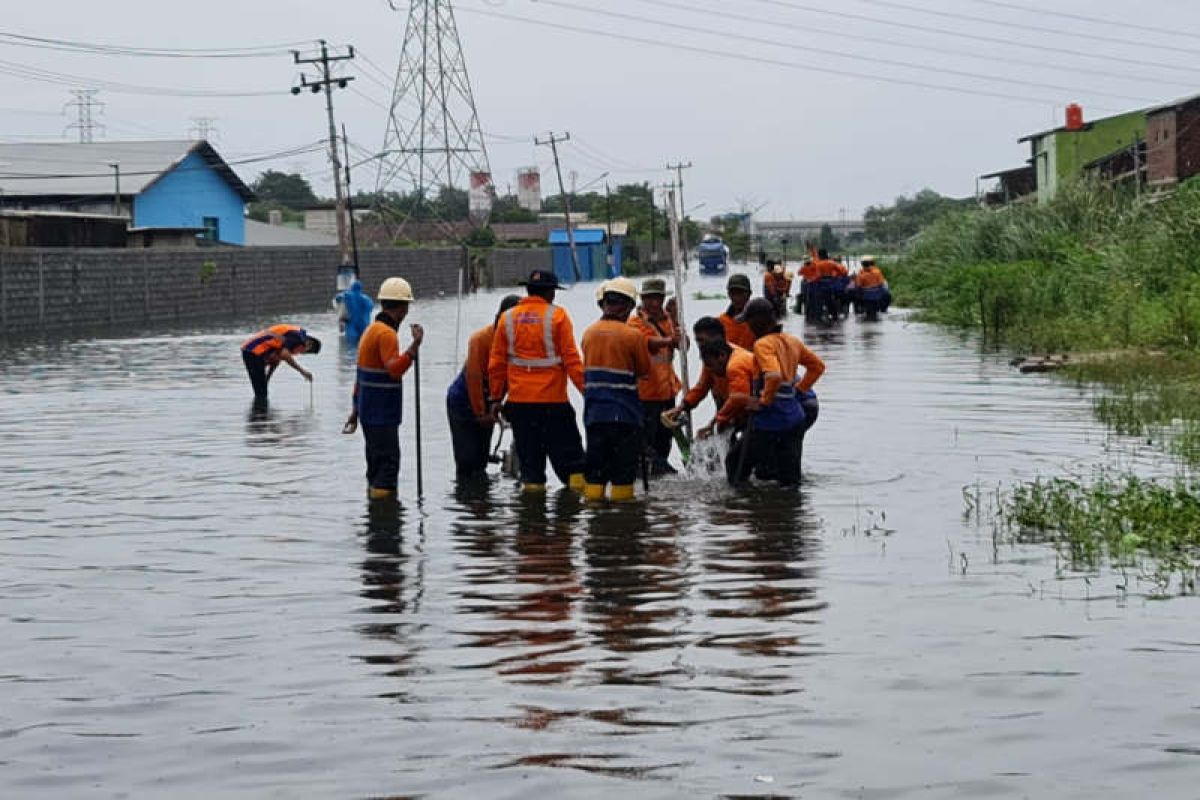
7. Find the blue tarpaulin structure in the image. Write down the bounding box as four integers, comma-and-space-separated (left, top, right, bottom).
549, 228, 624, 283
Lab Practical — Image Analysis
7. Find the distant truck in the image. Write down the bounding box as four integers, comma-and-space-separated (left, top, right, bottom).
697, 234, 730, 275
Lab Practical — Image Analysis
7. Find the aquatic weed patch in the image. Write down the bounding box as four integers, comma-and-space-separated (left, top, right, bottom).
1002, 474, 1200, 595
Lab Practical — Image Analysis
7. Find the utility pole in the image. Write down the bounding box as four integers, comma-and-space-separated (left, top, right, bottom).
604, 182, 613, 277
535, 131, 581, 281
667, 160, 693, 268
107, 163, 121, 217
648, 189, 657, 268
1132, 134, 1142, 199
292, 40, 355, 267
342, 124, 360, 272
65, 89, 104, 143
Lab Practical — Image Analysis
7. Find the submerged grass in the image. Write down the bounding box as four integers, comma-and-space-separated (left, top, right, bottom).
1000, 473, 1200, 595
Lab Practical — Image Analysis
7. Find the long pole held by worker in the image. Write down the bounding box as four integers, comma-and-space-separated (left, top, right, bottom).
666, 187, 693, 443
413, 344, 424, 500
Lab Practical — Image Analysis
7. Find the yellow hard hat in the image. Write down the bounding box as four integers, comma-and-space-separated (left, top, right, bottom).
377, 277, 414, 302
604, 277, 639, 302
861, 255, 877, 264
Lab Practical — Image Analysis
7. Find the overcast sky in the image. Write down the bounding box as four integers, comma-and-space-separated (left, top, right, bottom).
5, 0, 1200, 220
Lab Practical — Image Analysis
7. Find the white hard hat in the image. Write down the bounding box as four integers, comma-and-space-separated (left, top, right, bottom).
377, 277, 414, 302
861, 255, 877, 264
604, 277, 639, 302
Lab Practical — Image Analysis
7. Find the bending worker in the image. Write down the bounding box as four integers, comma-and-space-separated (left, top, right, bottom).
580, 278, 651, 502
735, 298, 825, 486
488, 270, 587, 494
346, 278, 424, 500
628, 276, 683, 476
447, 294, 521, 479
719, 274, 757, 350
240, 324, 320, 401
668, 317, 757, 452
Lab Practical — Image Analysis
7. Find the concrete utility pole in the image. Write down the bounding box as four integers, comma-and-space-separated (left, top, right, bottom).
292, 40, 356, 267
536, 131, 581, 281
667, 160, 693, 267
107, 163, 121, 217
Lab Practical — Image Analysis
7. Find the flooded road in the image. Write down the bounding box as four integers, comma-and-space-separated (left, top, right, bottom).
2, 269, 1198, 798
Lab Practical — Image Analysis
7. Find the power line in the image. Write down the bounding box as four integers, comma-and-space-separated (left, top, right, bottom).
535, 0, 1155, 104
0, 29, 304, 58
856, 0, 1200, 57
627, 0, 1194, 89
742, 0, 1200, 77
0, 57, 283, 97
963, 0, 1200, 40
457, 5, 1123, 110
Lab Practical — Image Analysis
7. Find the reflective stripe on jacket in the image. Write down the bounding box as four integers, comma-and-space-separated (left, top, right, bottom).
355, 317, 412, 427
581, 318, 650, 427
242, 324, 304, 358
487, 296, 584, 404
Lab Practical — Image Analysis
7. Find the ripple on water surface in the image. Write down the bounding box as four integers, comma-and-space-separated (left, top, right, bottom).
1, 273, 1198, 797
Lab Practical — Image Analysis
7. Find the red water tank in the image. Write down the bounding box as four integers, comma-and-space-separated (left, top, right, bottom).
1065, 103, 1085, 131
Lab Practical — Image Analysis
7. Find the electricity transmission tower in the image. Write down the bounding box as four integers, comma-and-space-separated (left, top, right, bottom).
189, 117, 219, 140
65, 89, 104, 143
375, 0, 492, 228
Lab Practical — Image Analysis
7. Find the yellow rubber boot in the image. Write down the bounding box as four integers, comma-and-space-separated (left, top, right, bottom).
610, 484, 635, 503
368, 487, 396, 500
584, 483, 606, 502
521, 482, 547, 494
568, 473, 586, 492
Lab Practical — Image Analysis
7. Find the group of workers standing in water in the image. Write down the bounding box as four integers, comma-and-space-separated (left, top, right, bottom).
239, 253, 894, 502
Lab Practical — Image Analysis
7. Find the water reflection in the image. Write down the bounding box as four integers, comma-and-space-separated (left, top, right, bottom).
355, 500, 420, 682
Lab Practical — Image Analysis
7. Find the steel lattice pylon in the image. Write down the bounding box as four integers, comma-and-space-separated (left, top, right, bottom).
376, 0, 491, 219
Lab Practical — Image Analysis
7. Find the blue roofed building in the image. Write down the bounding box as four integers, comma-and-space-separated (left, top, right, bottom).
548, 224, 626, 283
0, 140, 255, 245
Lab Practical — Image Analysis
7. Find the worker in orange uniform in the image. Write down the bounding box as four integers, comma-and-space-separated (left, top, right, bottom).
580, 278, 651, 502
487, 270, 586, 494
734, 298, 825, 486
796, 258, 819, 313
628, 276, 683, 476
851, 255, 892, 314
240, 324, 321, 401
345, 278, 424, 500
720, 274, 757, 350
668, 316, 745, 421
447, 294, 522, 479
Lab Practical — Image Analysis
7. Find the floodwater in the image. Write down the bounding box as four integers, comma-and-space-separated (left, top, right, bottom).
2, 268, 1198, 799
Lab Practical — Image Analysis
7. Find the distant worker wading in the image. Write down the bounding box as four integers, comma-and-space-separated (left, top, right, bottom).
345, 277, 424, 501
240, 324, 320, 401
487, 270, 587, 494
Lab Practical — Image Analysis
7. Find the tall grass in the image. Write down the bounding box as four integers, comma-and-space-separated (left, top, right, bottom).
890, 178, 1200, 352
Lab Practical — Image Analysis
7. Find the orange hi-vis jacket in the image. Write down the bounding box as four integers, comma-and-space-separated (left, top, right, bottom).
463, 324, 496, 417
763, 272, 782, 298
488, 296, 585, 405
628, 308, 683, 402
753, 332, 825, 406
814, 259, 848, 279
683, 344, 757, 426
854, 266, 887, 289
242, 324, 304, 362
799, 261, 819, 282
355, 315, 414, 427
581, 318, 651, 427
719, 311, 757, 351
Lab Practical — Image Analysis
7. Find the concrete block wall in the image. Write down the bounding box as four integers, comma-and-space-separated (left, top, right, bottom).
486, 248, 551, 288
0, 246, 464, 340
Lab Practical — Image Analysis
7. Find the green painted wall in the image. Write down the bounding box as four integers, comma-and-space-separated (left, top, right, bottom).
1031, 110, 1146, 202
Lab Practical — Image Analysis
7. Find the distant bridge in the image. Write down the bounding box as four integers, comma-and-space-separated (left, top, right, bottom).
753, 219, 866, 242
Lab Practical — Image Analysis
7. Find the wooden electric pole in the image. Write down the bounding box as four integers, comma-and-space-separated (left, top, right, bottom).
292, 40, 355, 267
536, 131, 581, 281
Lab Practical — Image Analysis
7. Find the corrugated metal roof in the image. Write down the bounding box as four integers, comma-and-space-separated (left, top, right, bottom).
1145, 93, 1200, 115
244, 219, 338, 247
0, 140, 254, 201
549, 228, 605, 245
